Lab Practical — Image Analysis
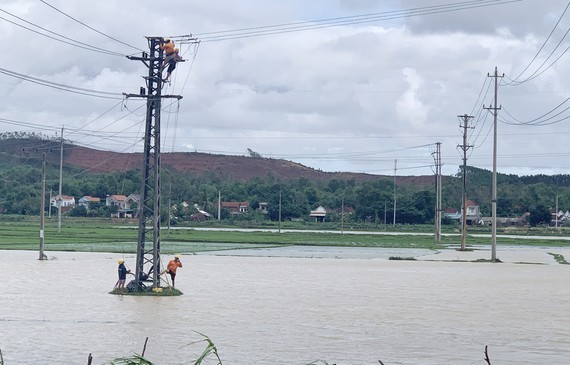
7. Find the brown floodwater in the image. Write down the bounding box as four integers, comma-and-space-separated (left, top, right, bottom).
1, 248, 569, 364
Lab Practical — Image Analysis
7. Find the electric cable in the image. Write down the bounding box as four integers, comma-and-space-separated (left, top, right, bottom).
196, 0, 522, 42
40, 0, 143, 52
505, 44, 570, 86
499, 105, 570, 126
0, 9, 125, 57
504, 1, 570, 85
0, 67, 124, 99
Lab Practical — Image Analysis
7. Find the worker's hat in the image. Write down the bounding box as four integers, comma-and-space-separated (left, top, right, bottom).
164, 37, 170, 42
175, 254, 180, 259
174, 48, 179, 52
118, 259, 124, 264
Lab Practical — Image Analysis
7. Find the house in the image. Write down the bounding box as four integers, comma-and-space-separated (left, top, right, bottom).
309, 206, 327, 222
125, 194, 141, 216
78, 196, 101, 210
192, 203, 212, 220
50, 195, 76, 212
552, 210, 570, 225
106, 194, 133, 218
443, 208, 461, 221
463, 200, 481, 225
258, 202, 269, 214
106, 194, 128, 209
222, 201, 249, 214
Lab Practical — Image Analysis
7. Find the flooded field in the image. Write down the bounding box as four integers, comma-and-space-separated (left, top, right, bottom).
1, 248, 570, 364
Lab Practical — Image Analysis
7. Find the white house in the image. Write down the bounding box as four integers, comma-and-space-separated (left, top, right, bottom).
106, 194, 128, 209
50, 195, 75, 209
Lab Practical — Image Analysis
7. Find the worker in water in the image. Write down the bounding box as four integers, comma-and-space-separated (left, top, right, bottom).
117, 259, 130, 294
166, 255, 183, 288
162, 48, 184, 82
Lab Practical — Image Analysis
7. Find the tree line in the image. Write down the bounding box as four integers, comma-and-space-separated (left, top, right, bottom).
1, 150, 569, 226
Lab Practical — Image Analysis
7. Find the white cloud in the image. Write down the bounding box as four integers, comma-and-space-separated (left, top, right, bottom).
1, 0, 570, 176
396, 67, 427, 126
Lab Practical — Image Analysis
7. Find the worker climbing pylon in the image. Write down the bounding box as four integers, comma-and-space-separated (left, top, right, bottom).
159, 37, 176, 68
162, 48, 185, 82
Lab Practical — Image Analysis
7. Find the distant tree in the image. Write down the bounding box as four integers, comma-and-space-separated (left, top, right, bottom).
68, 205, 87, 217
305, 187, 318, 206
529, 204, 551, 226
247, 148, 262, 158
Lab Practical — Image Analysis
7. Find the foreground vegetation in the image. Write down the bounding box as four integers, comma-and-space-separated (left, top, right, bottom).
0, 338, 498, 365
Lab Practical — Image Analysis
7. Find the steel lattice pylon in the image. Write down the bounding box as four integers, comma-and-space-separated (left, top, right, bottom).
125, 36, 182, 290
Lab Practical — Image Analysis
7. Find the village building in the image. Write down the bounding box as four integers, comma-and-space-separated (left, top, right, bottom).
78, 195, 101, 210
50, 195, 76, 212
221, 201, 249, 215
309, 206, 327, 222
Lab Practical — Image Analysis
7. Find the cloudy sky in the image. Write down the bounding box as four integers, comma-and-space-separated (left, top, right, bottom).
1, 0, 570, 177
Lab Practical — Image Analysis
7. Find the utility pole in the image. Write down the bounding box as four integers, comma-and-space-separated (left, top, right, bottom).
341, 197, 344, 234
39, 152, 47, 260
485, 67, 503, 261
393, 159, 397, 226
279, 189, 282, 234
554, 194, 558, 231
458, 114, 474, 250
438, 143, 442, 242
167, 176, 172, 236
125, 36, 195, 290
218, 190, 221, 220
432, 143, 442, 242
57, 126, 64, 233
384, 201, 387, 230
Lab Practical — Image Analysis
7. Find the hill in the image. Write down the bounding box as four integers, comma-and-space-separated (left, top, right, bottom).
0, 137, 437, 186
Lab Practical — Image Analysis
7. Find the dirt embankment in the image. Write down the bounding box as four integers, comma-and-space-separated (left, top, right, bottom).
1, 139, 436, 185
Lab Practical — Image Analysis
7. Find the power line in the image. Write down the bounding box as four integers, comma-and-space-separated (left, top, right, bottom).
197, 0, 506, 36
505, 44, 570, 86
0, 9, 125, 57
0, 67, 124, 99
469, 77, 492, 117
196, 0, 522, 42
504, 1, 570, 85
499, 104, 570, 126
40, 0, 143, 52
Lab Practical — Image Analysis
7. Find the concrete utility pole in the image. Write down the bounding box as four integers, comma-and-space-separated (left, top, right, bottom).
218, 190, 221, 220
39, 152, 47, 260
279, 189, 282, 234
554, 194, 558, 231
384, 201, 387, 230
57, 126, 64, 233
341, 197, 345, 234
167, 176, 172, 236
432, 143, 442, 242
393, 159, 397, 226
458, 114, 473, 250
485, 67, 503, 261
125, 36, 195, 290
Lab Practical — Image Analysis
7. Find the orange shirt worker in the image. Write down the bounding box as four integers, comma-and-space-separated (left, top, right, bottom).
159, 37, 175, 68
166, 255, 183, 288
160, 37, 175, 55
